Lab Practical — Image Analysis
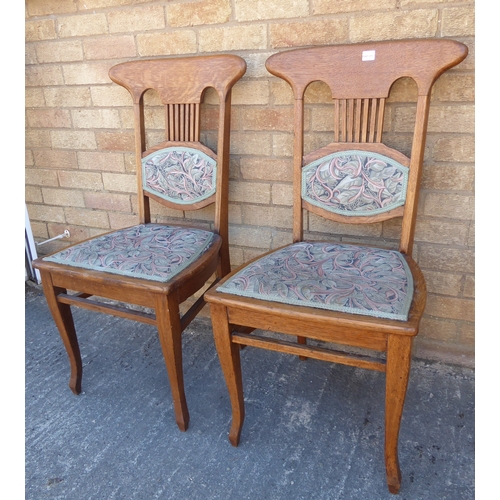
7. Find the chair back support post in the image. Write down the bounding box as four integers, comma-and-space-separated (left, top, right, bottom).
400, 94, 431, 256
293, 97, 305, 243
133, 97, 150, 223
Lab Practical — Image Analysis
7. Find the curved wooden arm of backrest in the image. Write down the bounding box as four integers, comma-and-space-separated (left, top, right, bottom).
109, 55, 247, 104
265, 39, 468, 100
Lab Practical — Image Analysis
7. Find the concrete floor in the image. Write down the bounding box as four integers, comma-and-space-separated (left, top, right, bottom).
25, 281, 474, 499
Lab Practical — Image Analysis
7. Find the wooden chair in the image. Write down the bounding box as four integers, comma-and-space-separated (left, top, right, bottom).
204, 39, 467, 493
33, 55, 246, 432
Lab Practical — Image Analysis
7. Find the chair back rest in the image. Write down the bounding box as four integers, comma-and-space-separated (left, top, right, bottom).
265, 39, 467, 255
109, 55, 246, 225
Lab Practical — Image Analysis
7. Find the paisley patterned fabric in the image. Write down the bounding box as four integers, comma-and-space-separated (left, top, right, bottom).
43, 224, 215, 282
142, 147, 217, 204
217, 242, 414, 321
302, 150, 409, 216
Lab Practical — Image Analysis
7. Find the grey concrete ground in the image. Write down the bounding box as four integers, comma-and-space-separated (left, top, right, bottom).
25, 281, 474, 499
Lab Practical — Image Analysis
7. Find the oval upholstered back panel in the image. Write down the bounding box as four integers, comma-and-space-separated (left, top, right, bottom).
301, 150, 409, 217
142, 146, 217, 205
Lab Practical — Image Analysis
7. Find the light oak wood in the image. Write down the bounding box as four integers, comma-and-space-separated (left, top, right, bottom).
204, 39, 467, 494
33, 55, 246, 432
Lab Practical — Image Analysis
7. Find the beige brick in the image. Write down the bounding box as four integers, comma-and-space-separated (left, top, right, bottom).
65, 207, 110, 229
26, 130, 51, 148
305, 81, 336, 104
34, 150, 77, 170
241, 108, 294, 132
90, 86, 132, 107
230, 181, 271, 204
418, 246, 474, 274
26, 185, 43, 204
242, 205, 293, 228
26, 88, 46, 108
108, 212, 140, 230
313, 0, 396, 15
137, 31, 197, 57
424, 193, 474, 220
244, 53, 276, 78
308, 215, 383, 237
26, 150, 35, 167
467, 222, 474, 247
26, 44, 37, 65
229, 225, 273, 249
44, 87, 92, 108
433, 136, 475, 163
25, 19, 57, 41
183, 205, 215, 222
386, 78, 418, 103
459, 322, 475, 346
108, 5, 165, 33
424, 271, 463, 296
419, 317, 458, 342
270, 81, 294, 106
442, 7, 475, 37
425, 295, 474, 322
84, 192, 132, 212
96, 131, 135, 152
422, 165, 474, 191
434, 73, 475, 102
273, 133, 293, 157
27, 203, 66, 223
26, 66, 64, 87
51, 130, 97, 150
42, 188, 85, 207
58, 171, 104, 190
463, 275, 475, 299
25, 168, 59, 187
199, 24, 267, 52
36, 40, 83, 63
230, 133, 272, 156
270, 19, 348, 48
102, 172, 137, 193
26, 109, 72, 129
71, 109, 121, 129
168, 0, 231, 26
240, 158, 292, 181
63, 63, 111, 85
272, 183, 293, 206
58, 13, 108, 37
350, 9, 439, 42
428, 105, 474, 134
83, 35, 137, 60
231, 81, 270, 106
235, 0, 308, 21
26, 0, 77, 16
78, 152, 125, 172
414, 219, 468, 246
78, 0, 145, 9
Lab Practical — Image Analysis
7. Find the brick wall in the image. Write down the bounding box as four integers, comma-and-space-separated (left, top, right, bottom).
25, 0, 475, 367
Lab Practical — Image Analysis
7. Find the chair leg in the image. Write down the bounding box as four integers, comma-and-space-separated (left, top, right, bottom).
385, 334, 413, 494
210, 303, 245, 446
40, 271, 82, 395
154, 294, 189, 432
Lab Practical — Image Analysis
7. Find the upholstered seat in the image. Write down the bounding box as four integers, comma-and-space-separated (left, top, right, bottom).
217, 242, 413, 321
43, 224, 215, 283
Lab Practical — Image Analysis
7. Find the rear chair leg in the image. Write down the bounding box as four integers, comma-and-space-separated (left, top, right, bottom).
385, 334, 413, 494
211, 304, 245, 446
40, 271, 82, 395
155, 294, 190, 432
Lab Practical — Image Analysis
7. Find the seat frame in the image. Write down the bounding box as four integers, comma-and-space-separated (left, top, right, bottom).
204, 39, 467, 494
33, 54, 246, 432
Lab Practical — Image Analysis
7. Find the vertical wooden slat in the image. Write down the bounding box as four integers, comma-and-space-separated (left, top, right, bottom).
195, 103, 200, 142
369, 98, 378, 142
361, 98, 370, 142
347, 99, 354, 142
179, 104, 185, 141
376, 98, 386, 142
174, 104, 180, 141
333, 100, 340, 143
168, 104, 175, 141
354, 98, 362, 142
189, 104, 195, 141
341, 99, 347, 142
165, 105, 170, 141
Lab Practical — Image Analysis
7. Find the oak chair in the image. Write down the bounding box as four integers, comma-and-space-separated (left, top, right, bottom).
204, 39, 467, 493
33, 55, 246, 432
